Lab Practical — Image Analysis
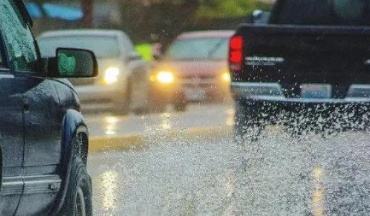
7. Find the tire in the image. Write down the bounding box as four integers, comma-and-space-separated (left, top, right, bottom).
114, 81, 131, 115
234, 101, 264, 142
57, 157, 93, 216
147, 99, 166, 113
173, 94, 187, 112
146, 89, 167, 113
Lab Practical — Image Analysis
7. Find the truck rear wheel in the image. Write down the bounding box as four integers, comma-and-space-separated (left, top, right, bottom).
234, 101, 264, 142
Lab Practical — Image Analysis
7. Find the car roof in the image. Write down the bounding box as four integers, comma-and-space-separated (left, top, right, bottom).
176, 30, 235, 40
38, 29, 125, 38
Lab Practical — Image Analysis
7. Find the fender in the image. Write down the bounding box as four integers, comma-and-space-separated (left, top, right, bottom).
51, 109, 89, 215
0, 145, 2, 192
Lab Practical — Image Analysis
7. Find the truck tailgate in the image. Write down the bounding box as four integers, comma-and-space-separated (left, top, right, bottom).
236, 24, 370, 98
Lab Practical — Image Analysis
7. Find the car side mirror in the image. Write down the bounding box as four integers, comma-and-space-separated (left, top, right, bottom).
128, 52, 142, 61
47, 48, 98, 78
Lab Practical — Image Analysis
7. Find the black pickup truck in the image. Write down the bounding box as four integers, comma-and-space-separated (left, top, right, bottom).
230, 0, 370, 138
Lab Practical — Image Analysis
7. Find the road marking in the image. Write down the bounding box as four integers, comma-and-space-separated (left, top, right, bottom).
100, 170, 119, 211
312, 166, 325, 216
89, 126, 233, 152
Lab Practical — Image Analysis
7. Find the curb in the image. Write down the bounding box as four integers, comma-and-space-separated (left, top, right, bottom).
89, 125, 233, 152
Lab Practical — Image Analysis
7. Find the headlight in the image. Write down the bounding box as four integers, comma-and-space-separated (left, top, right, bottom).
222, 71, 231, 83
103, 67, 120, 85
156, 71, 174, 84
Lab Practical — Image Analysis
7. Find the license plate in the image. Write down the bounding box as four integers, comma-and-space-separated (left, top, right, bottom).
184, 88, 206, 101
301, 84, 332, 99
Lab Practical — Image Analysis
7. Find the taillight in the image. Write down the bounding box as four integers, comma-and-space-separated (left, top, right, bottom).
229, 35, 244, 72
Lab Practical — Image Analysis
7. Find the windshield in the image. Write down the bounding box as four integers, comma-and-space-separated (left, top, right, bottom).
165, 37, 229, 61
272, 0, 370, 25
38, 35, 121, 59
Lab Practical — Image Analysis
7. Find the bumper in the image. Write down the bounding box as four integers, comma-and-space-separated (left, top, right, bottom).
149, 82, 181, 103
232, 82, 370, 130
231, 82, 370, 104
151, 83, 230, 103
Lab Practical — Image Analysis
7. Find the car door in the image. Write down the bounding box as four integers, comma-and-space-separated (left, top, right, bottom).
0, 43, 27, 216
18, 77, 62, 215
0, 1, 62, 215
0, 1, 33, 214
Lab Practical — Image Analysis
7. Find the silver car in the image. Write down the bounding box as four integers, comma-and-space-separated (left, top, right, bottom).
38, 29, 149, 114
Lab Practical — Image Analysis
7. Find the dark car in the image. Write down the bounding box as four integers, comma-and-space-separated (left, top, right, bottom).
231, 0, 370, 139
0, 0, 97, 215
149, 31, 233, 112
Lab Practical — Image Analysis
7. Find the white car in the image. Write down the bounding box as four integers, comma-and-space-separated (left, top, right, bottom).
38, 29, 149, 114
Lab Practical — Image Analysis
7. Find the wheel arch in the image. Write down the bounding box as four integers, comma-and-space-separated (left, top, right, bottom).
51, 109, 89, 215
60, 109, 89, 165
0, 145, 2, 192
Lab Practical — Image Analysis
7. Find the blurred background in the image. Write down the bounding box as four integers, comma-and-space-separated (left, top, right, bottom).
25, 0, 273, 61
29, 2, 370, 215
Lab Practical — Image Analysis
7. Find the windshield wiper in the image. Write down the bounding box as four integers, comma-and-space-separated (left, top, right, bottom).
207, 39, 225, 59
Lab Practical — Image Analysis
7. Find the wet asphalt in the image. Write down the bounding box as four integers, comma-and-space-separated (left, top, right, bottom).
85, 103, 370, 215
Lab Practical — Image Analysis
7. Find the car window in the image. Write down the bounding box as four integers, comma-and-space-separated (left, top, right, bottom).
38, 35, 120, 59
332, 0, 367, 22
165, 37, 229, 61
121, 33, 136, 55
0, 0, 37, 71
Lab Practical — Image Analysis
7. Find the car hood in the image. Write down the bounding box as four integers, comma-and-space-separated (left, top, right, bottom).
154, 60, 228, 77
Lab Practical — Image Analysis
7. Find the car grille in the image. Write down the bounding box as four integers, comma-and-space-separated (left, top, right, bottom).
179, 74, 215, 80
178, 75, 217, 88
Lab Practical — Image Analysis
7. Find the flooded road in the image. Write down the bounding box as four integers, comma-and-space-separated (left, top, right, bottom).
86, 104, 370, 215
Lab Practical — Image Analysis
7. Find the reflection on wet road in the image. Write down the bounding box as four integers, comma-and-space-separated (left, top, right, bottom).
85, 104, 234, 138
86, 104, 370, 215
312, 166, 324, 216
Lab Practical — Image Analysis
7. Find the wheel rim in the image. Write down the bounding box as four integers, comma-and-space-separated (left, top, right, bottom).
75, 186, 86, 216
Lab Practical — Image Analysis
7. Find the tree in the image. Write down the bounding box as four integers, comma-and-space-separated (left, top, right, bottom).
117, 0, 200, 44
31, 0, 94, 27
81, 0, 93, 27
196, 0, 260, 18
95, 0, 271, 43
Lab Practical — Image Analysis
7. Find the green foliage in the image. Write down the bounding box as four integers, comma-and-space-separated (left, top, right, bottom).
196, 0, 261, 18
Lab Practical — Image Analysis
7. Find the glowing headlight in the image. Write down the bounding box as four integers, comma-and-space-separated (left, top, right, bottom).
104, 67, 120, 85
222, 71, 231, 83
156, 71, 174, 84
